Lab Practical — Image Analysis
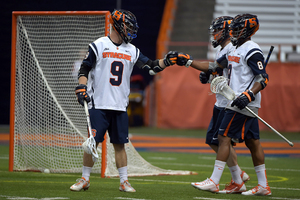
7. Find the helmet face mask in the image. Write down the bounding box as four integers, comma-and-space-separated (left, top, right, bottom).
209, 16, 233, 48
110, 9, 139, 43
229, 14, 259, 46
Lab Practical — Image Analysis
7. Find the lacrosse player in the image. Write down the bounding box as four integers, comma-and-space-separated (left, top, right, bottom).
70, 9, 177, 192
176, 14, 271, 196
191, 16, 250, 194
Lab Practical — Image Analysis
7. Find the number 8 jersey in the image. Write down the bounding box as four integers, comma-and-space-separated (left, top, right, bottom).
219, 40, 267, 110
84, 36, 140, 111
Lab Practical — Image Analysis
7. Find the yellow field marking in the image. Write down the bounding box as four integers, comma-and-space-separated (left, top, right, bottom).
267, 175, 288, 183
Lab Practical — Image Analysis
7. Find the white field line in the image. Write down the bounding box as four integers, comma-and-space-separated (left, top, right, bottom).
147, 156, 177, 160
270, 197, 300, 200
149, 162, 300, 172
119, 178, 300, 191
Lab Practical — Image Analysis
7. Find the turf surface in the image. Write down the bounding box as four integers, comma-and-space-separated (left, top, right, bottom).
0, 127, 299, 199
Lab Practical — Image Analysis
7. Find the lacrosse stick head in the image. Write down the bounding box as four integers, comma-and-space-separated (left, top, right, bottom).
210, 76, 236, 100
82, 137, 99, 163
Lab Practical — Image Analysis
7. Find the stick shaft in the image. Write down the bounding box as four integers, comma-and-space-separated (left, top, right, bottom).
84, 101, 93, 138
245, 106, 294, 147
265, 46, 274, 66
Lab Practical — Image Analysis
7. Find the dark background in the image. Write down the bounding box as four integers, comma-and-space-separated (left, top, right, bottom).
0, 0, 166, 125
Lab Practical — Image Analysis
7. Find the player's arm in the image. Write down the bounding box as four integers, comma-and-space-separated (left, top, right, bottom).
136, 51, 178, 75
176, 52, 225, 73
75, 47, 95, 106
247, 52, 269, 94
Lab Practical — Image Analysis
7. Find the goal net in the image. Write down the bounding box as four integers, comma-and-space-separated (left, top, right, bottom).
10, 11, 194, 177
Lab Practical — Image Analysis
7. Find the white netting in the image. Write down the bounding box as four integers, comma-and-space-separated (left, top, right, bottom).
12, 13, 193, 177
210, 76, 235, 101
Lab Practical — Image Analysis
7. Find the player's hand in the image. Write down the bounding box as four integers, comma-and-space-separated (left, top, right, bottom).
75, 84, 91, 106
199, 71, 210, 84
231, 90, 255, 110
200, 68, 223, 84
177, 53, 193, 67
212, 67, 223, 76
163, 51, 178, 67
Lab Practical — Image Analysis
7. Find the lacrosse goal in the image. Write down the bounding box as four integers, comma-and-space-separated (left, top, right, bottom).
10, 11, 194, 177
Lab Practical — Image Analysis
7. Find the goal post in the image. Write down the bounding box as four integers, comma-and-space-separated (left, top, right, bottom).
10, 11, 195, 177
10, 11, 110, 175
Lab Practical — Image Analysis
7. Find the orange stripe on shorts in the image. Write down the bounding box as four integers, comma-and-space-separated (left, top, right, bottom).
224, 113, 236, 136
241, 118, 248, 140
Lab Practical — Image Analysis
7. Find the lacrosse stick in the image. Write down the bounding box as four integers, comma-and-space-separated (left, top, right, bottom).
82, 101, 99, 162
264, 46, 274, 67
210, 76, 294, 147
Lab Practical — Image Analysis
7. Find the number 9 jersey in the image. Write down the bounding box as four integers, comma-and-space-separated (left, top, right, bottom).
83, 36, 140, 112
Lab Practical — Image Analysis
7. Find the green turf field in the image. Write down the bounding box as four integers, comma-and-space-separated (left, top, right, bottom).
0, 127, 299, 199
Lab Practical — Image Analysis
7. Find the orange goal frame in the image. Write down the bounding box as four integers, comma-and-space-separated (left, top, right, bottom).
10, 11, 110, 177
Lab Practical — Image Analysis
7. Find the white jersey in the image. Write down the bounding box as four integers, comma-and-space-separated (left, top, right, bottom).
214, 42, 232, 108
226, 40, 263, 112
87, 36, 139, 111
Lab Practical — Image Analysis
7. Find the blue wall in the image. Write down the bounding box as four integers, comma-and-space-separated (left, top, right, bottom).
0, 0, 165, 124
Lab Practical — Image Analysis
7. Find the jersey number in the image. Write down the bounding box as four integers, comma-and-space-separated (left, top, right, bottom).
257, 61, 264, 70
110, 61, 123, 86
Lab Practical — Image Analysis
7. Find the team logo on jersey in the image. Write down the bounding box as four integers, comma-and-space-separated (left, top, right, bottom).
102, 52, 131, 61
91, 129, 96, 137
228, 55, 240, 63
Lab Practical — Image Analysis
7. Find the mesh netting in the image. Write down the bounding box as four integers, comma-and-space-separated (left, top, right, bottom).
13, 13, 193, 177
210, 76, 235, 101
14, 14, 106, 173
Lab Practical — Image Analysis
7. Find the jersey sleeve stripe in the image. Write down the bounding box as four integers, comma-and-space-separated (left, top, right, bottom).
134, 47, 140, 63
245, 48, 262, 61
89, 42, 98, 57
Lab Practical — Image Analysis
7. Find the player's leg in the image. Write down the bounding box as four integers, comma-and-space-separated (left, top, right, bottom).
109, 110, 136, 192
205, 105, 222, 150
219, 145, 250, 194
113, 143, 135, 192
113, 143, 127, 179
215, 111, 247, 193
70, 108, 108, 191
226, 145, 250, 182
192, 110, 248, 193
192, 110, 233, 193
209, 144, 218, 153
208, 107, 245, 177
191, 106, 223, 192
208, 107, 249, 184
242, 136, 271, 195
191, 134, 230, 193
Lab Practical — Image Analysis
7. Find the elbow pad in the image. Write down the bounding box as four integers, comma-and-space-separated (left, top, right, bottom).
151, 59, 164, 73
256, 73, 269, 90
142, 59, 163, 75
78, 62, 91, 79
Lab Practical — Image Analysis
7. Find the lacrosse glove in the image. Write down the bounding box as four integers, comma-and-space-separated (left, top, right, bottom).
163, 51, 178, 67
199, 67, 223, 84
213, 67, 223, 76
199, 71, 210, 84
231, 90, 255, 110
75, 84, 91, 106
177, 53, 193, 67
